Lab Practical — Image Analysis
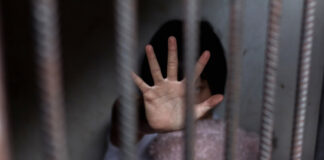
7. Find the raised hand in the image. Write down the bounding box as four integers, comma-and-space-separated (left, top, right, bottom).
132, 36, 223, 132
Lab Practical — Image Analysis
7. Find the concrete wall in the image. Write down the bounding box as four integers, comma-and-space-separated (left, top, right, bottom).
2, 0, 324, 159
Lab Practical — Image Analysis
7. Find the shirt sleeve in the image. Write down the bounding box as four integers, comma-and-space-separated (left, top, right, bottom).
103, 126, 121, 160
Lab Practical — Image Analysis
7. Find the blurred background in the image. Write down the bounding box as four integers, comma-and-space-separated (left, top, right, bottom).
1, 0, 324, 160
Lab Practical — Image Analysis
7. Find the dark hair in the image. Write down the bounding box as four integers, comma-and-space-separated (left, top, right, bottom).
139, 20, 227, 95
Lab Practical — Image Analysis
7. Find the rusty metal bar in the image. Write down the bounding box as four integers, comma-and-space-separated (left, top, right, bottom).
115, 0, 138, 159
224, 0, 244, 160
0, 92, 10, 160
183, 0, 200, 160
0, 7, 10, 160
33, 0, 68, 159
258, 0, 283, 160
291, 0, 317, 159
0, 79, 10, 160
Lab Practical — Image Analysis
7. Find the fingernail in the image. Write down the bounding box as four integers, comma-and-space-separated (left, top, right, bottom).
146, 45, 151, 50
169, 36, 176, 42
217, 94, 224, 101
146, 45, 154, 54
204, 51, 210, 58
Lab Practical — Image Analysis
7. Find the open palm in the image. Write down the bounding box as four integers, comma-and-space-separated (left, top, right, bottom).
132, 36, 223, 132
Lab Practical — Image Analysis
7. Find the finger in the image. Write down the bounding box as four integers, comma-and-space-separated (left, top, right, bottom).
195, 94, 223, 119
194, 51, 210, 81
167, 36, 178, 81
131, 72, 151, 93
146, 45, 164, 84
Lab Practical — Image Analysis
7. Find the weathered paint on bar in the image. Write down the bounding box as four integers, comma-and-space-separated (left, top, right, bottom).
225, 0, 244, 160
0, 8, 10, 160
183, 0, 200, 160
291, 0, 317, 159
33, 0, 68, 159
259, 0, 283, 160
115, 0, 138, 159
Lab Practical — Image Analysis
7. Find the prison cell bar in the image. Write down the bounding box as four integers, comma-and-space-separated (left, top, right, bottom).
115, 0, 138, 159
0, 8, 11, 160
33, 0, 68, 159
224, 0, 244, 160
291, 0, 317, 159
183, 0, 200, 159
258, 0, 283, 160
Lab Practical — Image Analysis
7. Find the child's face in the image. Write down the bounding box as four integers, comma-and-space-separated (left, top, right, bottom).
196, 78, 212, 103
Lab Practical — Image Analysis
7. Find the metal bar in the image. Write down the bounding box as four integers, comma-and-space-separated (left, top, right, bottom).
33, 0, 68, 159
0, 7, 10, 160
258, 0, 283, 160
315, 74, 324, 160
115, 0, 138, 159
224, 0, 244, 160
291, 0, 317, 159
0, 77, 10, 160
183, 0, 200, 160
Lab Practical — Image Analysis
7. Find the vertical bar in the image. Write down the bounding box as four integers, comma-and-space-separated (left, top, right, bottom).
0, 83, 9, 160
0, 7, 10, 160
224, 0, 243, 160
33, 0, 68, 159
258, 0, 283, 160
0, 75, 9, 160
291, 0, 317, 159
115, 0, 138, 159
184, 0, 200, 160
315, 74, 324, 160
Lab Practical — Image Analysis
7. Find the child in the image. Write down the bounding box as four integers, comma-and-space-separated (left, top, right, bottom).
104, 20, 258, 160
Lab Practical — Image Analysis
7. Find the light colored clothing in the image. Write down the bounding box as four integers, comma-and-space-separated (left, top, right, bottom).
104, 133, 157, 160
104, 114, 220, 160
148, 119, 259, 160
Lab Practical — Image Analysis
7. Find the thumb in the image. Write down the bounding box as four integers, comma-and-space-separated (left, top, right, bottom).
195, 94, 224, 119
